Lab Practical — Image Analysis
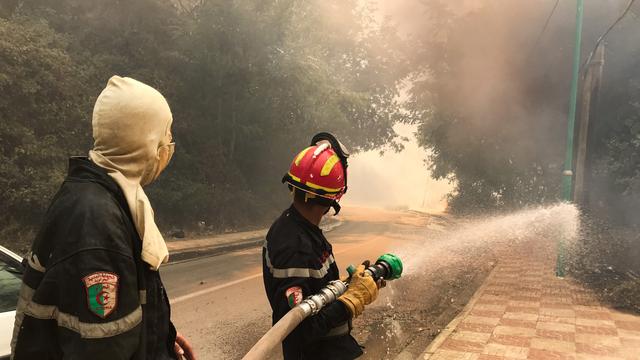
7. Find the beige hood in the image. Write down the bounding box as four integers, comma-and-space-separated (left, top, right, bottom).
89, 76, 172, 270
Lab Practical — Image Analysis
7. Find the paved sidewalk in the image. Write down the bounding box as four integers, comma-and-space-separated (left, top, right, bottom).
421, 240, 640, 360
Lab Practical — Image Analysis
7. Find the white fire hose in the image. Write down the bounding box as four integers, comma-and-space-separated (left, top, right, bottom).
242, 280, 348, 360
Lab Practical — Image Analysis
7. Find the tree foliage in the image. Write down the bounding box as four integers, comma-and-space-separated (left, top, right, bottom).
589, 16, 640, 227
0, 0, 408, 250
0, 16, 91, 242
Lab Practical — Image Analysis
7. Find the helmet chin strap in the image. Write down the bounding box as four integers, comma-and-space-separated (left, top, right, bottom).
330, 201, 341, 216
290, 184, 342, 216
319, 199, 341, 216
310, 193, 341, 216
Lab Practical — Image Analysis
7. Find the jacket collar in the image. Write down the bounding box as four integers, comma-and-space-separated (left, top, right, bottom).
287, 205, 323, 234
67, 156, 124, 198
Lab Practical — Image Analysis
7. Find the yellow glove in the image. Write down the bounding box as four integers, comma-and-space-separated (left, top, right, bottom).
338, 265, 378, 318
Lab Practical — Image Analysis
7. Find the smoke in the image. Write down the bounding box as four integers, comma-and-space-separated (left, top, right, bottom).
408, 0, 576, 169
343, 123, 452, 211
375, 1, 636, 212
346, 0, 639, 217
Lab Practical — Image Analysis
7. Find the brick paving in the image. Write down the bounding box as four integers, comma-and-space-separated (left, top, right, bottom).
421, 239, 640, 360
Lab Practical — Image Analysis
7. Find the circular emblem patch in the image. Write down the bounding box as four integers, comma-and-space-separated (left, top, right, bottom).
285, 286, 303, 308
83, 272, 119, 318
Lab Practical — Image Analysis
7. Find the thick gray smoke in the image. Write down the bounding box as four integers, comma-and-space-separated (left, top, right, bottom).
373, 1, 638, 216
349, 0, 639, 216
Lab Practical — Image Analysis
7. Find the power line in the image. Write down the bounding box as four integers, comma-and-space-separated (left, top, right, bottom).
583, 0, 637, 70
531, 0, 560, 52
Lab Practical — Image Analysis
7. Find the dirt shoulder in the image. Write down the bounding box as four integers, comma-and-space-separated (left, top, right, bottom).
568, 214, 640, 314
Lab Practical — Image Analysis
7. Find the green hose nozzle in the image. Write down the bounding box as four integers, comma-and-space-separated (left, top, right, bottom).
346, 264, 357, 276
376, 253, 403, 280
346, 253, 403, 282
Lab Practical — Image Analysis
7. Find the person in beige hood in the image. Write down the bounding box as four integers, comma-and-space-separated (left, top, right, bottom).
89, 75, 174, 270
11, 76, 195, 360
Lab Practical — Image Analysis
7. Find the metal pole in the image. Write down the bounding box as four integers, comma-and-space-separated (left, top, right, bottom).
558, 0, 584, 277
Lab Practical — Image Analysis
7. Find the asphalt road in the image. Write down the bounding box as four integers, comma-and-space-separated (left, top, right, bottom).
162, 207, 453, 359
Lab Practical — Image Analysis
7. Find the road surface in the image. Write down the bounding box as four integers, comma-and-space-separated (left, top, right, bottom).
162, 207, 479, 359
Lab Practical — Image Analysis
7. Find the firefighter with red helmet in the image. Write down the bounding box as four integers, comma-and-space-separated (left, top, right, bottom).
262, 133, 380, 359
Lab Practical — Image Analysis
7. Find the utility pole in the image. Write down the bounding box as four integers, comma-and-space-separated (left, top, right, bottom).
574, 43, 605, 206
557, 0, 584, 278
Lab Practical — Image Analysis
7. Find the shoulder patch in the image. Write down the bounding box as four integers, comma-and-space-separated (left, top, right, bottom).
285, 286, 303, 308
83, 272, 119, 318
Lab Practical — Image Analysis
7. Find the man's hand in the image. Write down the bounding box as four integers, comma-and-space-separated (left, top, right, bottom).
359, 260, 386, 289
337, 264, 379, 318
348, 260, 385, 289
174, 332, 196, 360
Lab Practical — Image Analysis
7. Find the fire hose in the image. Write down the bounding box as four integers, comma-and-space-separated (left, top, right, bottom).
242, 254, 403, 360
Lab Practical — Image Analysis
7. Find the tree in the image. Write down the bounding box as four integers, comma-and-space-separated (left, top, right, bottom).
0, 0, 410, 249
148, 0, 410, 229
404, 0, 624, 213
0, 16, 90, 247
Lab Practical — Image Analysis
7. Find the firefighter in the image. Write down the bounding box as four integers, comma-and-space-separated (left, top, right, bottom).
262, 132, 380, 359
11, 76, 195, 360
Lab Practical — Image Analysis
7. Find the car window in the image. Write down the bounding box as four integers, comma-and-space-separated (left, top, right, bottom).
0, 258, 22, 312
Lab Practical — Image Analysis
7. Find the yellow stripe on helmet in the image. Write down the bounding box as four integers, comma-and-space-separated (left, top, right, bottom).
320, 154, 339, 176
305, 181, 343, 193
287, 172, 301, 182
286, 182, 340, 200
294, 146, 313, 166
287, 173, 341, 193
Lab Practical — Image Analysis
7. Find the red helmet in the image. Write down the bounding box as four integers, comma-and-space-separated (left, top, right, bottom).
282, 133, 349, 213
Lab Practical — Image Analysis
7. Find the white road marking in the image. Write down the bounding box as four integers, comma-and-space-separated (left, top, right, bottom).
170, 273, 262, 304
170, 240, 373, 305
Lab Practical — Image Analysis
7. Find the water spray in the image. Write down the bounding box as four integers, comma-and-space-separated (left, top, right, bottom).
242, 253, 403, 360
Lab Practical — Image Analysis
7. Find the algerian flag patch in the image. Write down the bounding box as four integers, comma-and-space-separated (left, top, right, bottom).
83, 272, 119, 318
285, 286, 303, 308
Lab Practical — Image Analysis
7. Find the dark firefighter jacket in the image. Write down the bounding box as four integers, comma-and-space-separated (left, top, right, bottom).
262, 206, 363, 360
11, 157, 177, 360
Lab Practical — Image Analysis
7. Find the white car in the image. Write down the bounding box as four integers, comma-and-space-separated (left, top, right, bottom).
0, 245, 23, 360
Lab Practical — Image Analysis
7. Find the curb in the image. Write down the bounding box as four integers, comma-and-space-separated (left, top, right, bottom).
415, 263, 500, 359
168, 238, 264, 264
167, 219, 344, 264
